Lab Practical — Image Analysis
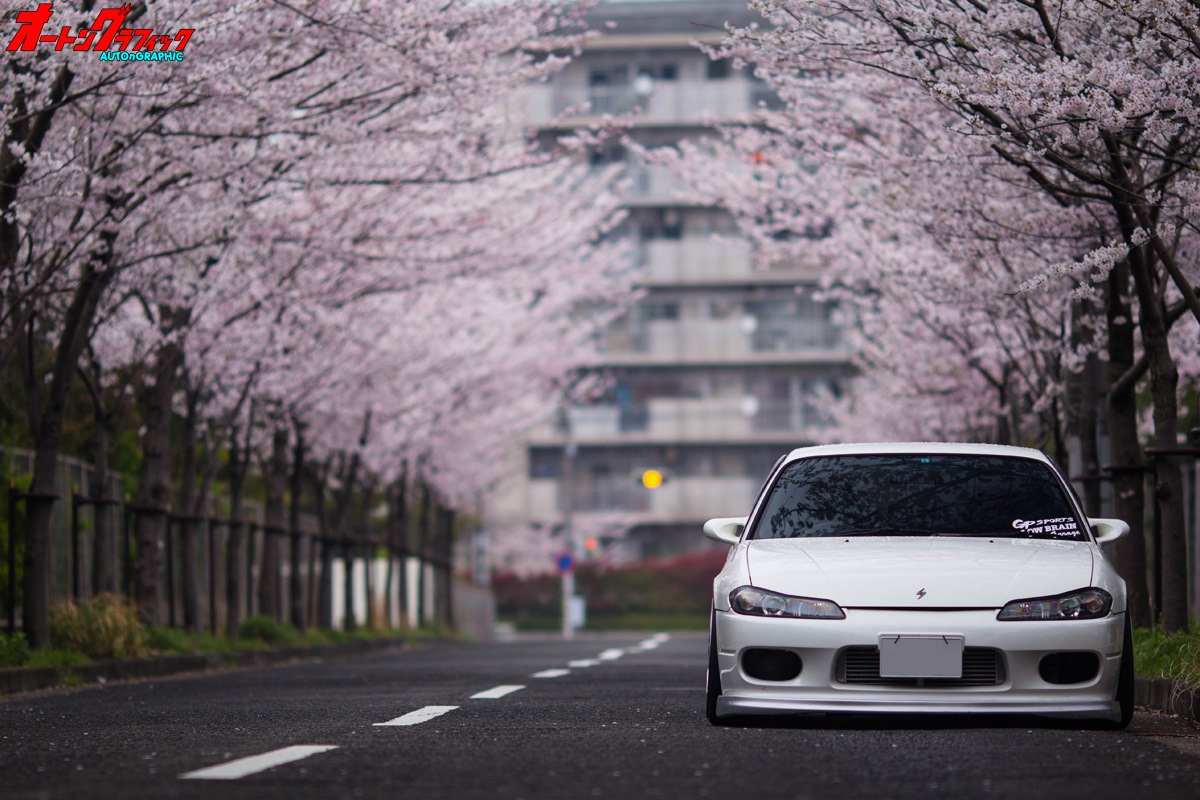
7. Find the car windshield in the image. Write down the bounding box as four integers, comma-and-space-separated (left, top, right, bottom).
749, 454, 1087, 541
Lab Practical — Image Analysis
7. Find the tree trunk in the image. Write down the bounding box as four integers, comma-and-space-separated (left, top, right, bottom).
360, 478, 378, 630
79, 359, 118, 596
134, 339, 182, 627
1076, 354, 1101, 515
179, 380, 201, 633
91, 411, 116, 595
440, 506, 455, 628
389, 469, 409, 630
342, 534, 357, 632
225, 435, 251, 637
1128, 256, 1189, 632
20, 261, 117, 646
259, 425, 288, 622
417, 483, 432, 627
289, 421, 307, 630
1104, 262, 1151, 628
313, 458, 334, 630
334, 454, 361, 633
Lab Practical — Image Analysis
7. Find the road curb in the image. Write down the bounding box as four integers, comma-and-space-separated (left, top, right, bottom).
1135, 676, 1200, 722
0, 637, 405, 696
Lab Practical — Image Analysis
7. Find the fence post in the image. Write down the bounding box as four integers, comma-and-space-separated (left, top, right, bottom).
6, 484, 18, 633
70, 490, 81, 602
1144, 443, 1200, 625
165, 515, 177, 628
208, 516, 219, 636
123, 496, 133, 600
246, 522, 258, 619
289, 526, 305, 630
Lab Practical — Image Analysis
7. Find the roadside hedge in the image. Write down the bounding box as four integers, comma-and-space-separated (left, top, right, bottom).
494, 549, 727, 631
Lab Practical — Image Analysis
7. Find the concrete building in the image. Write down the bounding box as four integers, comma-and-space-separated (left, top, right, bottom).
490, 0, 854, 567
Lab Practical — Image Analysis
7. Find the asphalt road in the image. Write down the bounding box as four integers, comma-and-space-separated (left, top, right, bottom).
1, 631, 1198, 799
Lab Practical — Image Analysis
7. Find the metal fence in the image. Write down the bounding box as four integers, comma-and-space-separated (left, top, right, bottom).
1, 448, 465, 636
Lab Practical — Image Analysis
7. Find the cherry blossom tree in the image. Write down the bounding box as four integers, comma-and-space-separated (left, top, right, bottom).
4, 0, 632, 641
650, 0, 1200, 629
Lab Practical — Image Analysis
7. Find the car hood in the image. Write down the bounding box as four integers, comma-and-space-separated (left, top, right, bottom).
745, 537, 1096, 608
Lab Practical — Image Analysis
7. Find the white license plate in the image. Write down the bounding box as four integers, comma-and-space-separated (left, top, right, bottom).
878, 635, 964, 678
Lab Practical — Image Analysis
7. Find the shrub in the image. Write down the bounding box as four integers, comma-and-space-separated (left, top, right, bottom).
146, 626, 193, 654
238, 615, 300, 645
50, 593, 148, 660
1134, 624, 1200, 689
494, 548, 727, 631
0, 631, 30, 666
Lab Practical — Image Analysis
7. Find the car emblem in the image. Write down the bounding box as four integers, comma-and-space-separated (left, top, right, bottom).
916, 588, 927, 600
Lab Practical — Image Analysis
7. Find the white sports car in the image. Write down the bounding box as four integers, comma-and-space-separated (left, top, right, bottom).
704, 442, 1133, 727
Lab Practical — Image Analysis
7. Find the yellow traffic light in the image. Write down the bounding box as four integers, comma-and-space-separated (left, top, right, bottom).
641, 468, 665, 489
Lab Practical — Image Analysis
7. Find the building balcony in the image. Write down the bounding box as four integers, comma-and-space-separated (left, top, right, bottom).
523, 81, 777, 128
624, 164, 691, 206
598, 318, 849, 367
635, 239, 824, 286
528, 475, 761, 522
529, 396, 834, 447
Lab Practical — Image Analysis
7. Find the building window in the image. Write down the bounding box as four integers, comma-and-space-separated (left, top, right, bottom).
745, 296, 841, 351
588, 66, 636, 114
529, 451, 560, 479
638, 208, 684, 240
746, 376, 839, 433
590, 66, 628, 87
638, 63, 678, 82
707, 58, 731, 80
638, 301, 680, 321
589, 141, 627, 167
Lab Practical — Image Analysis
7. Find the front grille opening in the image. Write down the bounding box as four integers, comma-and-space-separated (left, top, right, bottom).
838, 646, 1004, 686
742, 648, 803, 681
1038, 652, 1100, 684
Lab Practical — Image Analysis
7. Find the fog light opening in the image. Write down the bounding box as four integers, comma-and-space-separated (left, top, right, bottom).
1038, 652, 1100, 684
741, 648, 803, 681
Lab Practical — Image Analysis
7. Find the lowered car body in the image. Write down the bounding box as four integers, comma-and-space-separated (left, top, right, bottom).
705, 442, 1133, 727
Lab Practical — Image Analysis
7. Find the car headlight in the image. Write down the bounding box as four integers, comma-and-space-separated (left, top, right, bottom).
729, 586, 845, 619
997, 588, 1113, 621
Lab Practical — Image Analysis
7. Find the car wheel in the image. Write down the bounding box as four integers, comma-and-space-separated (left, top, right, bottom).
706, 608, 724, 725
1112, 613, 1135, 729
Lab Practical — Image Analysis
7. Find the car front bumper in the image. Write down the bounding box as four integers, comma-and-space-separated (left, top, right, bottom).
713, 607, 1125, 721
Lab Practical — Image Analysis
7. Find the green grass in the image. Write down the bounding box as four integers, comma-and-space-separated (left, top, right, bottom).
1133, 624, 1200, 689
1, 631, 92, 672
239, 615, 302, 646
582, 612, 708, 631
1, 615, 422, 672
498, 611, 709, 632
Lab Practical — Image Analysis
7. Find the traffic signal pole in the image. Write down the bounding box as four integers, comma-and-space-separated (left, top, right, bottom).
561, 415, 577, 641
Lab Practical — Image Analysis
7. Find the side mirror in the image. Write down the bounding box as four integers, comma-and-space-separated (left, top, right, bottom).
1088, 518, 1129, 545
704, 517, 746, 545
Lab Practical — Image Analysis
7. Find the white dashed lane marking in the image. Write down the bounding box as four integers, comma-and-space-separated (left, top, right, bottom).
374, 705, 460, 726
568, 659, 601, 668
471, 684, 526, 699
180, 745, 338, 780
531, 668, 571, 678
182, 636, 676, 778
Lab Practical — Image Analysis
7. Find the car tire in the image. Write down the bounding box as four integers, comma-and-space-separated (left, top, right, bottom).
706, 608, 725, 726
1112, 613, 1135, 729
